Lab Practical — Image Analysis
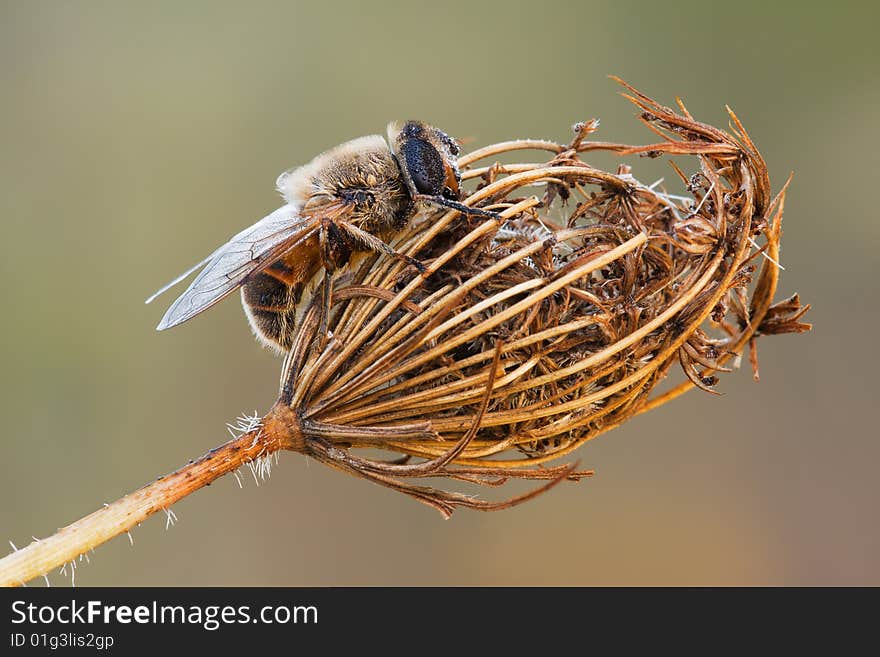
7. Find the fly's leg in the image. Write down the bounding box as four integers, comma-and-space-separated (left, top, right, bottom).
336, 219, 426, 274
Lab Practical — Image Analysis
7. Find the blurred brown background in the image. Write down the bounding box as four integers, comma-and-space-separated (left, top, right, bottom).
1, 0, 877, 586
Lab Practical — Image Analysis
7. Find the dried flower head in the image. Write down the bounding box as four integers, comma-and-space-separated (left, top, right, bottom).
262, 80, 811, 517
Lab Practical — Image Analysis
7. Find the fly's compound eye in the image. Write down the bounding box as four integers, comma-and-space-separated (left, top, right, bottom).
402, 138, 446, 195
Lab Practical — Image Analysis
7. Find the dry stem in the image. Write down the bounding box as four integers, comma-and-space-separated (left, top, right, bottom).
0, 407, 305, 587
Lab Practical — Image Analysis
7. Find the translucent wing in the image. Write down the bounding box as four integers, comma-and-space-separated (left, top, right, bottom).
149, 204, 321, 331
144, 251, 217, 306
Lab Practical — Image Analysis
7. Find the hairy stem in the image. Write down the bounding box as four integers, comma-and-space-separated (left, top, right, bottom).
0, 404, 301, 587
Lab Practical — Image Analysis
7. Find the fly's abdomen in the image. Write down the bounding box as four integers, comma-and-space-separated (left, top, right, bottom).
241, 239, 321, 351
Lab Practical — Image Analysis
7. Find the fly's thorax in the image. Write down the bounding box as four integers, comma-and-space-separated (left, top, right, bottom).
275, 134, 411, 232
276, 135, 386, 204
316, 151, 410, 232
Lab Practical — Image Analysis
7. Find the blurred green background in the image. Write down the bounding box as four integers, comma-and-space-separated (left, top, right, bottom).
2, 0, 878, 586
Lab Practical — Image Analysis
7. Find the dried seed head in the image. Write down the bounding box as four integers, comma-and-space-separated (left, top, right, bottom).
263, 80, 810, 516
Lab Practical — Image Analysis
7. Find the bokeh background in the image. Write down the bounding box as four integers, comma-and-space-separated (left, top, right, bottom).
2, 0, 878, 586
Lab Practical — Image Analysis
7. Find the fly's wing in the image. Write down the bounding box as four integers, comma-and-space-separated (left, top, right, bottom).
149, 204, 321, 331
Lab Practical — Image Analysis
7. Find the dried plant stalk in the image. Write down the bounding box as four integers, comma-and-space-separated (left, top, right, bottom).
0, 81, 810, 585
